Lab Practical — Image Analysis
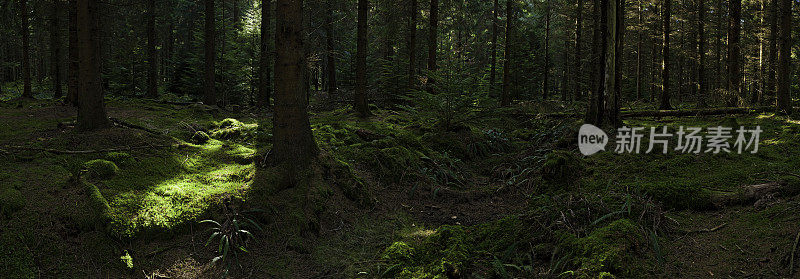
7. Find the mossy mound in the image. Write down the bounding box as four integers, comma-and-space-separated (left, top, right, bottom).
82, 180, 111, 225
105, 152, 134, 167
556, 219, 647, 277
190, 130, 211, 144
542, 150, 585, 184
210, 119, 258, 141
0, 187, 24, 218
83, 159, 119, 180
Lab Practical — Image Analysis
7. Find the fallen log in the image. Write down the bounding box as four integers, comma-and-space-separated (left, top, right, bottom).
5, 144, 174, 155
711, 179, 800, 207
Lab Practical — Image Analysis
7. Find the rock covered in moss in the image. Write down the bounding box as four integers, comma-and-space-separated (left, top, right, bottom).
542, 150, 585, 184
82, 180, 111, 225
556, 219, 645, 277
105, 152, 134, 167
0, 187, 24, 218
190, 130, 211, 144
84, 159, 119, 180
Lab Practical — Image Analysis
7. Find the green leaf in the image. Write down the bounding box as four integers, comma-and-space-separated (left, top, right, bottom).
199, 219, 222, 227
205, 232, 220, 247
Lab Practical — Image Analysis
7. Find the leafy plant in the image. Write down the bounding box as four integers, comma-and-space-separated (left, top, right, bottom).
200, 207, 263, 276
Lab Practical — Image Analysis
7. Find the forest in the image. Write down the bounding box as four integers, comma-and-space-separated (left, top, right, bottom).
1, 0, 800, 277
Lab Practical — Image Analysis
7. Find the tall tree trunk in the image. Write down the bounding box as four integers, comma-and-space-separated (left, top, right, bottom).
408, 0, 417, 88
588, 0, 601, 111
355, 0, 370, 117
574, 0, 583, 100
204, 0, 216, 106
258, 0, 272, 108
490, 0, 499, 94
613, 0, 624, 112
716, 0, 723, 91
543, 2, 550, 100
500, 0, 513, 107
146, 0, 158, 99
635, 0, 642, 100
563, 39, 570, 102
273, 0, 318, 165
51, 0, 62, 99
21, 0, 32, 99
659, 0, 672, 110
67, 0, 78, 105
775, 0, 791, 113
324, 0, 336, 95
76, 0, 110, 131
755, 0, 765, 105
697, 0, 707, 107
766, 0, 778, 101
678, 19, 684, 102
727, 0, 741, 106
427, 0, 438, 73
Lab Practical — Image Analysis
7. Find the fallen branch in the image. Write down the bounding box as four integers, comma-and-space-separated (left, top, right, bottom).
109, 117, 163, 135
680, 223, 727, 234
5, 144, 174, 155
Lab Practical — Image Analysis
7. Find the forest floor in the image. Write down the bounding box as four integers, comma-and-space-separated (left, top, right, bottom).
1, 97, 800, 278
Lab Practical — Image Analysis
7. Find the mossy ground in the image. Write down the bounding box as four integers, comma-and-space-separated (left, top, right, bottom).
2, 99, 800, 278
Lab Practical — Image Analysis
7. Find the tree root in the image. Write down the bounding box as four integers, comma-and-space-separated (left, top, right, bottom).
5, 144, 174, 155
711, 179, 800, 208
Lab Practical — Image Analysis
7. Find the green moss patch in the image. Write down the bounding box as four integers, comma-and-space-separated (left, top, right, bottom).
0, 187, 24, 219
84, 159, 119, 180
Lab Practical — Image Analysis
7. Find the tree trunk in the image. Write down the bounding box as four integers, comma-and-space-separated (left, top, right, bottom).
574, 0, 584, 101
273, 0, 318, 164
766, 0, 778, 101
715, 0, 723, 92
324, 0, 336, 95
490, 0, 499, 94
427, 0, 438, 74
635, 0, 642, 100
67, 0, 78, 105
543, 2, 551, 100
258, 0, 272, 108
355, 0, 370, 117
697, 0, 707, 107
775, 0, 792, 114
500, 0, 513, 107
21, 0, 32, 99
588, 0, 601, 112
203, 0, 216, 106
727, 0, 741, 106
606, 0, 621, 127
408, 0, 417, 88
146, 0, 158, 99
51, 0, 62, 99
659, 0, 672, 110
76, 0, 110, 131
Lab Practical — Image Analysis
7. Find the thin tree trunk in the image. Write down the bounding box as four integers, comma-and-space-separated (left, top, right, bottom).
355, 0, 370, 117
659, 0, 672, 110
427, 0, 438, 74
501, 0, 513, 107
21, 0, 32, 99
678, 19, 684, 102
716, 0, 723, 92
146, 0, 158, 99
408, 0, 417, 88
324, 0, 336, 95
490, 0, 499, 94
574, 0, 583, 100
203, 0, 216, 106
697, 0, 707, 107
635, 0, 642, 100
606, 0, 621, 127
766, 0, 778, 101
756, 0, 765, 104
51, 0, 62, 99
273, 0, 318, 165
775, 0, 791, 114
67, 0, 78, 105
543, 2, 551, 100
563, 39, 570, 102
727, 0, 742, 106
76, 0, 110, 131
258, 0, 272, 108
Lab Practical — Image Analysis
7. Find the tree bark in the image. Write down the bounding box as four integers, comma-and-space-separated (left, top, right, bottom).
659, 0, 672, 110
324, 0, 336, 95
574, 0, 584, 101
408, 0, 417, 88
490, 0, 499, 94
775, 0, 792, 114
501, 0, 513, 107
203, 0, 216, 106
354, 0, 370, 117
76, 0, 110, 131
51, 0, 62, 99
697, 0, 707, 107
605, 0, 621, 127
715, 0, 723, 92
766, 0, 778, 101
21, 0, 32, 99
258, 0, 272, 108
67, 0, 78, 105
273, 0, 318, 164
727, 0, 742, 106
427, 0, 438, 74
543, 2, 551, 100
146, 0, 158, 99
635, 0, 642, 100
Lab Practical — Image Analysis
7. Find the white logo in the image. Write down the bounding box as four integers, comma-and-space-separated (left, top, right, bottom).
578, 124, 608, 155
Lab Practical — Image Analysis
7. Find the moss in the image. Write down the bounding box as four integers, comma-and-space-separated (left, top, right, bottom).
557, 219, 646, 277
218, 118, 243, 129
84, 159, 119, 180
105, 152, 134, 167
0, 187, 24, 218
383, 241, 415, 263
210, 119, 258, 141
190, 130, 210, 144
120, 250, 134, 270
542, 150, 585, 185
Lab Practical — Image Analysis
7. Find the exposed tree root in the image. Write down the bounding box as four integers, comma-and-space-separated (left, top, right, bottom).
711, 180, 800, 207
109, 117, 163, 135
